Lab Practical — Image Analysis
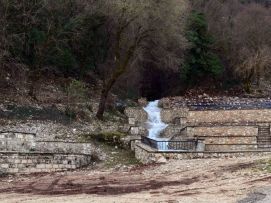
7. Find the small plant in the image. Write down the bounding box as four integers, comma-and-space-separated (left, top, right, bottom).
65, 107, 76, 121
81, 131, 127, 148
263, 159, 271, 173
90, 151, 101, 162
0, 170, 8, 178
65, 79, 88, 122
66, 79, 88, 103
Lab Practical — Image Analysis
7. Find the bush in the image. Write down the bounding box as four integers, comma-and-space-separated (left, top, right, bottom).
82, 131, 127, 148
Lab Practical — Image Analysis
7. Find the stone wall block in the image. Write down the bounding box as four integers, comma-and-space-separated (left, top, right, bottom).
188, 109, 271, 124
130, 127, 139, 135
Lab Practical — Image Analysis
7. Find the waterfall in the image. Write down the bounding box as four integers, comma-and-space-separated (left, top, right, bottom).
143, 100, 191, 151
143, 100, 168, 143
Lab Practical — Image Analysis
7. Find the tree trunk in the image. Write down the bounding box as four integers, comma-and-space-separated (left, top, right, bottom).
96, 87, 110, 120
256, 70, 260, 87
244, 80, 251, 93
96, 66, 126, 120
28, 69, 40, 101
243, 70, 254, 93
95, 23, 141, 120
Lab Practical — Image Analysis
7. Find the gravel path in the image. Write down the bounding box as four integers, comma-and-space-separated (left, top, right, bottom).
0, 156, 270, 203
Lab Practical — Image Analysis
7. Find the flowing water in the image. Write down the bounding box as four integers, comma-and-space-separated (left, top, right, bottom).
143, 100, 168, 150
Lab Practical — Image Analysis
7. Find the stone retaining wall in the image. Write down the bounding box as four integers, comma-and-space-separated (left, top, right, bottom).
0, 131, 98, 173
187, 126, 258, 137
0, 132, 95, 154
126, 106, 271, 153
187, 109, 271, 124
162, 125, 186, 138
125, 107, 147, 125
135, 143, 271, 164
0, 152, 92, 173
205, 144, 258, 151
186, 126, 259, 150
202, 136, 257, 145
124, 107, 271, 138
161, 108, 188, 123
0, 132, 35, 151
35, 141, 94, 154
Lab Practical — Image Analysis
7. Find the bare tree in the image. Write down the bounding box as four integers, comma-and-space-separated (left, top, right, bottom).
196, 0, 271, 92
95, 0, 189, 119
233, 4, 271, 92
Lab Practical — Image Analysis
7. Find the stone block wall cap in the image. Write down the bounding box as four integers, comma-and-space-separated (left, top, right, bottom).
0, 131, 36, 136
0, 151, 91, 156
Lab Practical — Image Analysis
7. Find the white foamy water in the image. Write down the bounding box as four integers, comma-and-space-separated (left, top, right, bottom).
143, 100, 168, 140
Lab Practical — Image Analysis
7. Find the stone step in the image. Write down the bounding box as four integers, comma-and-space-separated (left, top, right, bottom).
258, 133, 270, 135
259, 137, 270, 140
258, 127, 270, 130
258, 145, 271, 148
258, 142, 271, 144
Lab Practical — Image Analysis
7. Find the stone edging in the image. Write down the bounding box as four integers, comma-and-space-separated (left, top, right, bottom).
0, 151, 91, 156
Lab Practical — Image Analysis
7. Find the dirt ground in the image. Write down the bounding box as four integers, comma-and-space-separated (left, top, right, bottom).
0, 156, 271, 203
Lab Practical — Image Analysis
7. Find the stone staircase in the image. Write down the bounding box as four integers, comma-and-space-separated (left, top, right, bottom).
257, 125, 271, 148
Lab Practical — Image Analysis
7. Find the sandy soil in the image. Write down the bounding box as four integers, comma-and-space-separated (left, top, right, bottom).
0, 156, 271, 203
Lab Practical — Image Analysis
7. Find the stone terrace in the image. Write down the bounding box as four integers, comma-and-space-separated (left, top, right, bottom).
126, 97, 271, 163
0, 131, 97, 173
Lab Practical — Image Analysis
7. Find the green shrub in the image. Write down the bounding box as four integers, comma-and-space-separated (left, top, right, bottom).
183, 11, 223, 85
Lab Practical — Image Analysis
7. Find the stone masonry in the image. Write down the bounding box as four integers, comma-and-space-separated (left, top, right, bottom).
0, 152, 91, 173
135, 142, 271, 164
0, 131, 97, 173
126, 100, 271, 163
188, 109, 271, 124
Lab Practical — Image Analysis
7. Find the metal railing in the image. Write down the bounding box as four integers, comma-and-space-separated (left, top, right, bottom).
141, 136, 198, 151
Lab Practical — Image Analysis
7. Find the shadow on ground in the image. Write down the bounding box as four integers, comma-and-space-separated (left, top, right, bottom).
0, 173, 199, 196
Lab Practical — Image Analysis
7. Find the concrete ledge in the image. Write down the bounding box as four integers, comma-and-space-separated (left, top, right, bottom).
36, 140, 95, 143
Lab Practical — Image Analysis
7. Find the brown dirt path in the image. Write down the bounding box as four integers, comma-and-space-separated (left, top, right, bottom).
0, 156, 270, 203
